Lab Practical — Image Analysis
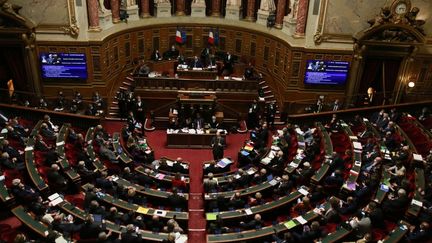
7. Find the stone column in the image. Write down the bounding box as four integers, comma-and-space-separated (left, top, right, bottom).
282, 0, 297, 35
110, 0, 121, 23
294, 0, 308, 37
225, 0, 241, 20
211, 0, 221, 17
176, 0, 186, 16
88, 0, 101, 31
140, 0, 151, 17
274, 0, 286, 29
245, 0, 256, 21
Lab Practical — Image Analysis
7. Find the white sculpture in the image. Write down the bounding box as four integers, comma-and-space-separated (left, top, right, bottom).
126, 0, 136, 6
290, 0, 299, 18
260, 0, 276, 12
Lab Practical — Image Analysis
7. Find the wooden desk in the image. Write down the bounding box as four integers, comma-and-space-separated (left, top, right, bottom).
58, 200, 180, 242
285, 130, 306, 173
206, 191, 302, 220
56, 124, 80, 183
112, 132, 133, 163
311, 122, 333, 184
166, 131, 225, 149
25, 121, 48, 192
12, 206, 50, 237
340, 121, 362, 193
177, 68, 218, 79
205, 177, 278, 200
0, 103, 101, 129
321, 225, 352, 243
85, 127, 106, 171
82, 183, 188, 220
207, 209, 319, 242
115, 177, 189, 200
382, 221, 409, 243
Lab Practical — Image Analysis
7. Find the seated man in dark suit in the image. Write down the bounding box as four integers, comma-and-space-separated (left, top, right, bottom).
40, 123, 57, 140
163, 45, 179, 60
80, 216, 103, 240
172, 157, 187, 174
189, 56, 203, 68
47, 164, 68, 192
151, 49, 162, 61
382, 188, 410, 220
10, 178, 39, 202
168, 188, 187, 210
293, 221, 322, 242
240, 214, 263, 230
406, 222, 432, 242
120, 224, 143, 243
228, 192, 245, 209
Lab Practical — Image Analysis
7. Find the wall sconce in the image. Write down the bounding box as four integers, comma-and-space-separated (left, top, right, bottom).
408, 81, 415, 88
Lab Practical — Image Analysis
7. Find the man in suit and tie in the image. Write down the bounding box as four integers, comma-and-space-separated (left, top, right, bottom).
194, 113, 204, 130
332, 99, 341, 111
189, 56, 202, 68
223, 51, 234, 75
211, 131, 225, 160
151, 49, 162, 61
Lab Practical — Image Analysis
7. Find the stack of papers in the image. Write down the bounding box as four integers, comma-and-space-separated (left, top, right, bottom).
56, 141, 65, 146
413, 154, 423, 161
295, 216, 308, 225
289, 161, 299, 168
244, 208, 253, 215
155, 173, 166, 180
353, 142, 363, 151
412, 199, 423, 207
298, 188, 309, 196
261, 157, 271, 165
24, 146, 33, 152
246, 168, 256, 175
48, 193, 63, 206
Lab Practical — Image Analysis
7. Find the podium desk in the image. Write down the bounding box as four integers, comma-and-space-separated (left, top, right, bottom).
167, 131, 225, 148
177, 68, 218, 79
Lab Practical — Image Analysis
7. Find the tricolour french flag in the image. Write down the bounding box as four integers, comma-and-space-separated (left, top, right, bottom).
208, 28, 214, 45
176, 28, 183, 44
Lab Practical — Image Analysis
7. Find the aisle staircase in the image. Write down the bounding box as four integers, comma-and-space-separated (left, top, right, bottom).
107, 73, 136, 119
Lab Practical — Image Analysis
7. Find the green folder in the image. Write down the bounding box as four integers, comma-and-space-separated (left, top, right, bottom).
284, 220, 297, 229
206, 213, 217, 220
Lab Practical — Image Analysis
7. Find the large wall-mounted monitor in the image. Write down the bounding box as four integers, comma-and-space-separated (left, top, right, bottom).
40, 53, 88, 80
304, 60, 350, 85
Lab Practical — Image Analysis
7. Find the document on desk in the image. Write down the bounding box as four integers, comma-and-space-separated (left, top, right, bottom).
56, 141, 65, 146
24, 146, 33, 151
244, 208, 253, 215
154, 210, 167, 217
137, 207, 149, 214
284, 220, 297, 229
51, 197, 64, 206
295, 216, 307, 225
48, 193, 60, 201
298, 188, 309, 196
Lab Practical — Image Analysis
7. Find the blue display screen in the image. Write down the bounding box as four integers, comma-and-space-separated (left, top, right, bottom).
304, 60, 350, 85
40, 53, 88, 80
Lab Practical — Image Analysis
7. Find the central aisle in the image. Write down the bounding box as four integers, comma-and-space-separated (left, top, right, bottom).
144, 130, 249, 242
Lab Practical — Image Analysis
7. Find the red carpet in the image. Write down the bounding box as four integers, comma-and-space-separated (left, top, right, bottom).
102, 121, 249, 242
145, 130, 248, 242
